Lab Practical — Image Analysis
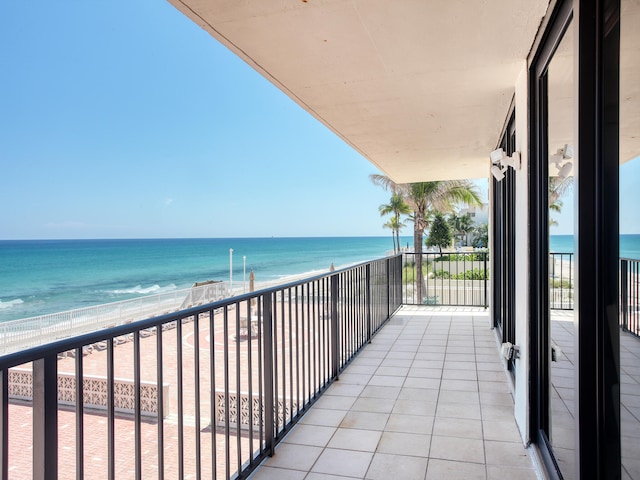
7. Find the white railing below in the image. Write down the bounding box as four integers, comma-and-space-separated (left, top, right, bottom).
0, 281, 228, 355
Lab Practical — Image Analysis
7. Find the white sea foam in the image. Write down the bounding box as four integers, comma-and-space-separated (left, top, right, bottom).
0, 299, 24, 310
111, 284, 177, 295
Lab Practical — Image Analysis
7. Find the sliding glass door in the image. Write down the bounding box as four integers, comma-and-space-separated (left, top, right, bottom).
529, 0, 622, 478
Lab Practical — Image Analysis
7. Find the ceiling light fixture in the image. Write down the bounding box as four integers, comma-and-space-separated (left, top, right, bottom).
550, 144, 574, 178
489, 148, 521, 182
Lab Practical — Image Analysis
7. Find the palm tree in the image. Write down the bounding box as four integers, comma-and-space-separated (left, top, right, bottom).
370, 175, 483, 301
379, 194, 411, 253
549, 199, 563, 227
549, 175, 572, 228
448, 212, 475, 247
383, 217, 407, 253
549, 175, 573, 207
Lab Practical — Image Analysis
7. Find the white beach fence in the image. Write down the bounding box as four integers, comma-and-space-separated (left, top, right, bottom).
0, 281, 229, 355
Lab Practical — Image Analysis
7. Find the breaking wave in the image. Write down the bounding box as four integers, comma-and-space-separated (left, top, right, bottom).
111, 284, 177, 295
0, 298, 24, 310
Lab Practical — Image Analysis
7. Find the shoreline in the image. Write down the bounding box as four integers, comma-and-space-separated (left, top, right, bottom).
1, 237, 402, 323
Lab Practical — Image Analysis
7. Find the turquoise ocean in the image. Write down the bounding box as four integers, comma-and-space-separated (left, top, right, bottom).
1, 235, 639, 323
550, 234, 640, 259
0, 237, 411, 323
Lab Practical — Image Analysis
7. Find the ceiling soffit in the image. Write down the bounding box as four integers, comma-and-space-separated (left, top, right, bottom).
170, 0, 549, 182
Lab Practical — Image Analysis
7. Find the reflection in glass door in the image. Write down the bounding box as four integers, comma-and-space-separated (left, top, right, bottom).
546, 20, 575, 479
620, 0, 639, 477
531, 0, 624, 477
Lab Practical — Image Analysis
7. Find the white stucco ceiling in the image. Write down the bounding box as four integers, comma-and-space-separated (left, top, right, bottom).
169, 0, 550, 182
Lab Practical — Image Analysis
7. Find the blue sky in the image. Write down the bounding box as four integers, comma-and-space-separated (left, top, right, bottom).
0, 1, 397, 239
0, 2, 635, 240
550, 158, 640, 235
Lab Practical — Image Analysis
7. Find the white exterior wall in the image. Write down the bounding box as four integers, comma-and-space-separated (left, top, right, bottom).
513, 61, 531, 444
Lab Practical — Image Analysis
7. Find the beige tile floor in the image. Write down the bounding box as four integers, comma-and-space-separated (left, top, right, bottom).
249, 306, 538, 480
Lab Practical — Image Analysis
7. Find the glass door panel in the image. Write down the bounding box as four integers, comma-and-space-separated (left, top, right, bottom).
546, 19, 575, 478
620, 0, 640, 477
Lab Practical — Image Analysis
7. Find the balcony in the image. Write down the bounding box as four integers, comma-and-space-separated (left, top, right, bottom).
1, 253, 637, 479
251, 305, 537, 480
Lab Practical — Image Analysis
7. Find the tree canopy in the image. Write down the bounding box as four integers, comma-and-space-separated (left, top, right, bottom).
426, 213, 452, 252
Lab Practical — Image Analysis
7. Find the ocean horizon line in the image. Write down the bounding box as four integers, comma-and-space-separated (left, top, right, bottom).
0, 234, 398, 242
2, 232, 640, 242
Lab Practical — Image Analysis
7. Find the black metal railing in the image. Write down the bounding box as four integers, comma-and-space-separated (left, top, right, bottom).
0, 255, 402, 480
621, 258, 640, 338
548, 255, 640, 334
401, 252, 489, 307
549, 252, 574, 310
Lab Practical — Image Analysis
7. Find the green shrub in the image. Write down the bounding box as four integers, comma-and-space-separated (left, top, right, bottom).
550, 278, 573, 288
403, 263, 426, 284
432, 268, 489, 280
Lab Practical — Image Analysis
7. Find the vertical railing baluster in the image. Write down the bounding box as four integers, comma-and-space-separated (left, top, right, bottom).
33, 355, 58, 480
288, 289, 293, 425
134, 332, 142, 480
262, 294, 275, 457
628, 261, 640, 336
194, 314, 202, 480
621, 259, 628, 331
484, 252, 488, 308
295, 287, 300, 416
448, 254, 452, 306
208, 309, 217, 479
247, 300, 254, 461
107, 339, 115, 480
339, 273, 344, 367
305, 284, 311, 403
177, 319, 184, 479
280, 291, 286, 428
156, 326, 165, 480
312, 281, 317, 395
0, 368, 8, 480
257, 298, 264, 451
323, 278, 329, 384
386, 258, 391, 319
75, 348, 84, 480
366, 264, 372, 343
273, 294, 280, 434
331, 274, 339, 380
235, 305, 242, 475
569, 253, 573, 310
349, 270, 353, 357
223, 307, 230, 479
462, 253, 466, 305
